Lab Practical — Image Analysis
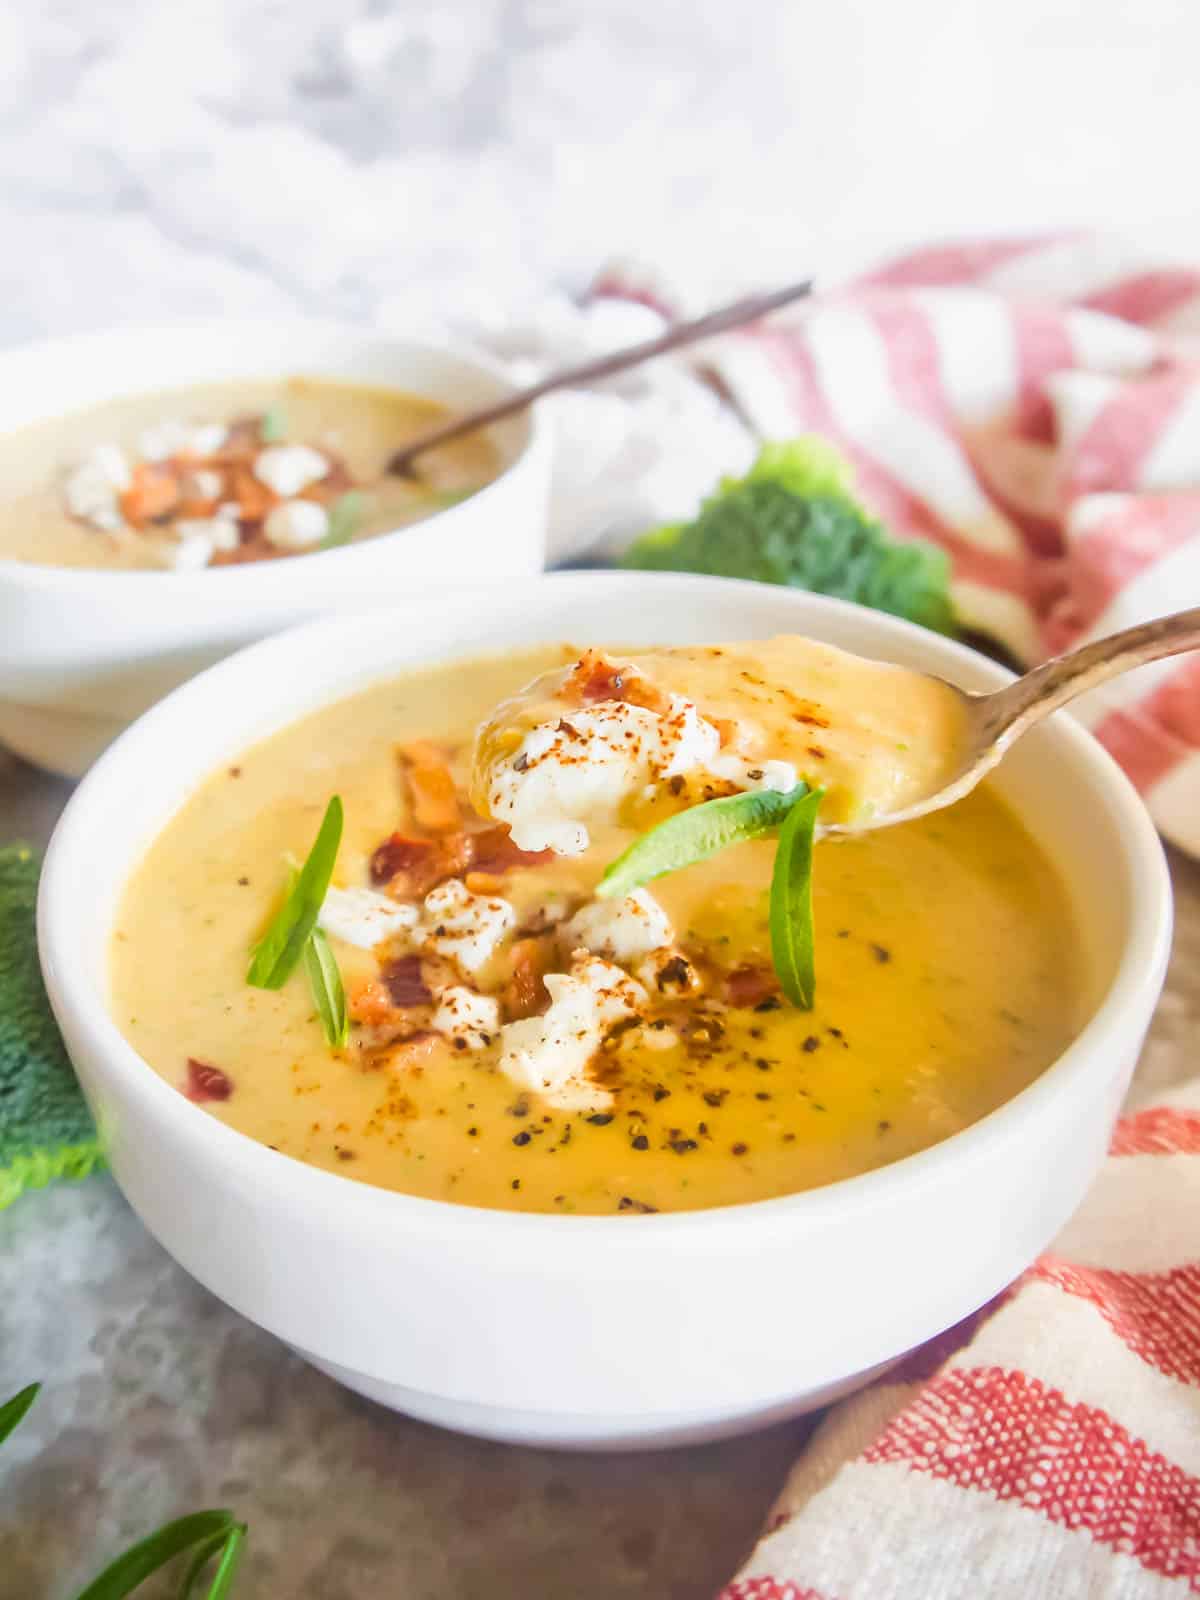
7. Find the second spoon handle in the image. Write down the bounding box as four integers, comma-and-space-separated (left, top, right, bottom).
982, 603, 1200, 742
387, 277, 813, 474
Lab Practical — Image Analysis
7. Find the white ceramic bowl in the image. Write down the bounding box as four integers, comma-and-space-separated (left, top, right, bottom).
38, 573, 1172, 1450
0, 321, 550, 778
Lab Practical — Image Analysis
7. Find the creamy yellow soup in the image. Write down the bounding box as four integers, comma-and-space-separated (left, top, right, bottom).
111, 644, 1083, 1215
0, 377, 498, 570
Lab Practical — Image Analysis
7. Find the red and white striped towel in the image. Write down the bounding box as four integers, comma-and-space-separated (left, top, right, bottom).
586, 235, 1200, 857
719, 1084, 1200, 1599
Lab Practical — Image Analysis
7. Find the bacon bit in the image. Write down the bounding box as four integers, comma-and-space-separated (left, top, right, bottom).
120, 463, 180, 528
566, 649, 669, 714
211, 419, 261, 465
724, 964, 781, 1008
466, 823, 553, 875
228, 463, 277, 524
503, 936, 555, 1021
299, 458, 352, 499
185, 1057, 233, 1103
383, 1030, 441, 1075
348, 978, 399, 1027
369, 831, 470, 895
398, 740, 462, 833
380, 953, 433, 1007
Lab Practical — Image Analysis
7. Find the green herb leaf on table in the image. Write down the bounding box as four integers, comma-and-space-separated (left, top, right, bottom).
0, 1381, 39, 1447
178, 1522, 247, 1600
304, 927, 348, 1048
598, 786, 808, 901
258, 406, 287, 444
622, 437, 956, 636
321, 490, 369, 548
72, 1510, 237, 1600
769, 787, 824, 1010
247, 796, 343, 990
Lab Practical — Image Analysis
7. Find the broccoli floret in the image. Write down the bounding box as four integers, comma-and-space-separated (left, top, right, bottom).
622, 438, 956, 636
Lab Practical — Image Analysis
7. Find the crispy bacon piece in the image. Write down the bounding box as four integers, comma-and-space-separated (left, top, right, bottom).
397, 740, 462, 833
227, 463, 277, 524
465, 823, 553, 875
120, 463, 180, 528
185, 1057, 233, 1103
380, 954, 433, 1007
371, 831, 471, 896
566, 649, 670, 714
723, 964, 781, 1008
348, 978, 398, 1027
503, 936, 556, 1021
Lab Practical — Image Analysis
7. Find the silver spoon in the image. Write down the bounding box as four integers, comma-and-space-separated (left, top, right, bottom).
822, 604, 1200, 836
386, 278, 812, 477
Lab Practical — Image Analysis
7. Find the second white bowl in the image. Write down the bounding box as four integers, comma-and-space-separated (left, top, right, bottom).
0, 321, 550, 776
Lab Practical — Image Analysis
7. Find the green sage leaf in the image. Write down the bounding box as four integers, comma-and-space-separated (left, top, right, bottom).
72, 1511, 235, 1600
304, 927, 348, 1048
598, 785, 807, 901
321, 491, 369, 548
247, 796, 343, 990
0, 1382, 39, 1447
769, 787, 824, 1009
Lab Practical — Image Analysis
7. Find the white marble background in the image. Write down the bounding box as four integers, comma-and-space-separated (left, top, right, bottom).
4, 4, 1200, 1597
2, 0, 1199, 351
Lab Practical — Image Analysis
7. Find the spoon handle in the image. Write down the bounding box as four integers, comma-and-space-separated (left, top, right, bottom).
983, 604, 1200, 742
387, 277, 813, 474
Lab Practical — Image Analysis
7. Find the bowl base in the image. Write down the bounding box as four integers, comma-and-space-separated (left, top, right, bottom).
297, 1349, 901, 1451
0, 698, 122, 778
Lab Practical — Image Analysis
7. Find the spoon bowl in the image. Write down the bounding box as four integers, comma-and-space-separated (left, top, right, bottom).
821, 604, 1200, 836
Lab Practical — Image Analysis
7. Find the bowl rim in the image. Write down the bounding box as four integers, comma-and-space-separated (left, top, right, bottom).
0, 317, 547, 592
38, 570, 1173, 1244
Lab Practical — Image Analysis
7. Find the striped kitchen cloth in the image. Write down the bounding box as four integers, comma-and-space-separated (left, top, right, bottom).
583, 235, 1200, 857
719, 1083, 1200, 1598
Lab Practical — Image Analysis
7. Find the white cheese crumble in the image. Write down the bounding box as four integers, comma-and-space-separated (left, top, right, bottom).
487, 694, 721, 856
564, 889, 675, 964
319, 886, 419, 950
495, 951, 645, 1112
711, 755, 800, 794
263, 499, 330, 549
569, 952, 649, 1026
421, 878, 516, 974
432, 986, 501, 1050
63, 445, 131, 531
151, 528, 215, 572
254, 444, 329, 497
139, 421, 228, 461
496, 972, 613, 1112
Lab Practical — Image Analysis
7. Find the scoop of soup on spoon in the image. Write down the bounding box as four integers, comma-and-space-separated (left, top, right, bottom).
471, 608, 1200, 848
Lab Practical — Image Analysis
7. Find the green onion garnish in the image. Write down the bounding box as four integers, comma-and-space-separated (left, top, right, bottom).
769, 787, 824, 1010
321, 491, 369, 548
303, 927, 348, 1048
259, 407, 287, 444
597, 785, 807, 901
0, 1382, 39, 1447
71, 1511, 240, 1600
247, 796, 343, 990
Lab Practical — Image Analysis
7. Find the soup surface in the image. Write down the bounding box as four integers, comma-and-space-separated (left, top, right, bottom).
111, 643, 1083, 1215
0, 377, 498, 571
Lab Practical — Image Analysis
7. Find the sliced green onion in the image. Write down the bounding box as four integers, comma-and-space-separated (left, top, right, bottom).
769, 787, 824, 1010
597, 785, 807, 901
258, 407, 287, 444
321, 491, 369, 548
304, 927, 348, 1048
247, 796, 343, 990
71, 1511, 236, 1600
0, 1382, 39, 1447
